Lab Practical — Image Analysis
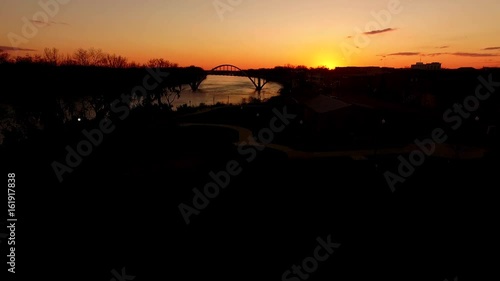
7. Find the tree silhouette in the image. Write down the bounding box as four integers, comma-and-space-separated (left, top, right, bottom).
43, 48, 61, 65
1, 47, 189, 70
163, 86, 183, 109
147, 58, 178, 68
87, 48, 106, 66
104, 54, 128, 68
61, 54, 76, 66
73, 48, 90, 66
0, 50, 9, 64
14, 54, 37, 64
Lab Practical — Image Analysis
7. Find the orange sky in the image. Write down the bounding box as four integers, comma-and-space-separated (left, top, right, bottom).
1, 0, 499, 69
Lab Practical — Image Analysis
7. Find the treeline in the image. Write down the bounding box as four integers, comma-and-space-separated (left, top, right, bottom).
0, 48, 209, 138
0, 47, 179, 69
282, 64, 330, 71
0, 62, 206, 111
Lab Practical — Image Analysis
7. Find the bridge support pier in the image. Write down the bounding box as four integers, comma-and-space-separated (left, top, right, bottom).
189, 77, 206, 91
253, 77, 268, 91
256, 77, 262, 91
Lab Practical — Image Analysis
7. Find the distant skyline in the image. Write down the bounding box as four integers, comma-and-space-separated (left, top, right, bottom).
1, 0, 500, 69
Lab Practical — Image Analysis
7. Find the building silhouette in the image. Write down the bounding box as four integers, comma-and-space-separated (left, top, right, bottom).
411, 62, 441, 70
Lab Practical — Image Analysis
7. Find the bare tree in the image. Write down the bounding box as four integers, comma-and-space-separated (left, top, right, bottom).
163, 85, 183, 109
73, 48, 90, 66
147, 58, 178, 68
128, 61, 140, 68
72, 48, 105, 66
61, 54, 76, 66
104, 54, 128, 68
43, 47, 60, 65
87, 47, 106, 66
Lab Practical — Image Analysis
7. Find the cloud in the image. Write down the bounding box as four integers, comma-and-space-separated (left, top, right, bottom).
482, 47, 500, 51
425, 52, 498, 57
427, 53, 445, 57
437, 45, 449, 49
382, 51, 500, 58
29, 19, 69, 26
387, 52, 421, 56
363, 28, 397, 35
451, 52, 498, 57
0, 46, 36, 52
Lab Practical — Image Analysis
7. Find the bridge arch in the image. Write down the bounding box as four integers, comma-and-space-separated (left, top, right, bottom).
211, 64, 245, 72
206, 64, 269, 91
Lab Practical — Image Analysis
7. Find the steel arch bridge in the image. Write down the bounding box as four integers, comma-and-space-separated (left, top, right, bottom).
206, 64, 269, 91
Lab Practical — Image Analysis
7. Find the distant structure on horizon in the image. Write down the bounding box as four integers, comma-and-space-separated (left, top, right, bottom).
411, 61, 441, 70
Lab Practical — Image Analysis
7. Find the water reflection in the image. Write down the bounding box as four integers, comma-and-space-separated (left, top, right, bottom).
171, 75, 281, 108
0, 75, 282, 144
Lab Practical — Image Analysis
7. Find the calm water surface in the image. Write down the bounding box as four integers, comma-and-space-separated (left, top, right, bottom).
172, 75, 282, 108
0, 75, 282, 144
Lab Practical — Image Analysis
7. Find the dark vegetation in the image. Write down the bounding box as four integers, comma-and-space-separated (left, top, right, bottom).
0, 48, 209, 144
0, 48, 498, 281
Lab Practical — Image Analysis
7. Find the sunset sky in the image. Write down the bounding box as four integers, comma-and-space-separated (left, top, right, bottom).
1, 0, 499, 69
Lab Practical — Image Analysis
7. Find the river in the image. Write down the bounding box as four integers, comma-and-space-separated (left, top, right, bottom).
171, 75, 282, 108
0, 75, 282, 144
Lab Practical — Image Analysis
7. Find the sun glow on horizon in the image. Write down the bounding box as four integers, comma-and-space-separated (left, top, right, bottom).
321, 62, 337, 70
316, 59, 339, 70
1, 0, 499, 69
311, 52, 341, 70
